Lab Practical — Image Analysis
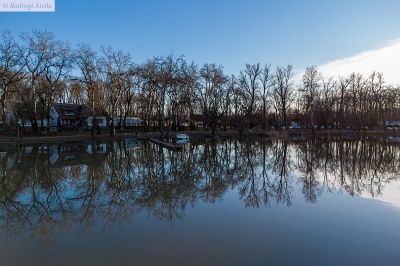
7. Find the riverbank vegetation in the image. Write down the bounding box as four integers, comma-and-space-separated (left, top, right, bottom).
1, 30, 400, 138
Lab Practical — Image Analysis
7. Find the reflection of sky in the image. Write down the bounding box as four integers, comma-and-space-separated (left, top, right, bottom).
293, 166, 400, 210
5, 182, 400, 266
2, 139, 400, 265
360, 179, 400, 209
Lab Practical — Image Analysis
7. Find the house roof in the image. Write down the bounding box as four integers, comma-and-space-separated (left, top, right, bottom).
15, 102, 110, 120
52, 103, 93, 120
15, 103, 46, 120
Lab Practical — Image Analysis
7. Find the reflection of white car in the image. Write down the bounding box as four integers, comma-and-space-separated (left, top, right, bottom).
176, 133, 189, 140
176, 138, 189, 145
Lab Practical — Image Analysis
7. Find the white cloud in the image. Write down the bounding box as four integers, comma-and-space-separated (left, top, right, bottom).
317, 39, 400, 85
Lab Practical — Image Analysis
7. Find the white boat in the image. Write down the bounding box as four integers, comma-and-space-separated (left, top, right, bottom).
176, 133, 189, 140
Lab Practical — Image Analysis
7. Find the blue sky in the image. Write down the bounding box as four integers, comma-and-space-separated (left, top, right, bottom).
1, 0, 400, 77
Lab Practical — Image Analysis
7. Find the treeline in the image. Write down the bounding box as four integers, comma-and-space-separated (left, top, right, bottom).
1, 30, 400, 137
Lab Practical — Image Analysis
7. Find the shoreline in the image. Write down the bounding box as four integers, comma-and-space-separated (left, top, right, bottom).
0, 129, 398, 145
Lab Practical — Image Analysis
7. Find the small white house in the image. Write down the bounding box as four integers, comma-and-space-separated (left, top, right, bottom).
16, 103, 96, 130
113, 117, 143, 127
18, 116, 52, 128
87, 116, 108, 128
51, 103, 95, 128
14, 103, 113, 131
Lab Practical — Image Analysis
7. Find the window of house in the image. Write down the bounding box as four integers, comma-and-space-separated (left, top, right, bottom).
64, 111, 74, 116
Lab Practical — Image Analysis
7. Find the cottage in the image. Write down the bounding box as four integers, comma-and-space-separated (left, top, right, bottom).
15, 103, 109, 131
87, 108, 109, 129
51, 103, 94, 129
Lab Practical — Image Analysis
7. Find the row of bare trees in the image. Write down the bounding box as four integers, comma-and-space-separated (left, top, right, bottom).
1, 30, 400, 137
297, 67, 397, 130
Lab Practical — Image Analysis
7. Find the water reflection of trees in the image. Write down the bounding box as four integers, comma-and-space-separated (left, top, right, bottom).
0, 137, 399, 242
293, 137, 400, 200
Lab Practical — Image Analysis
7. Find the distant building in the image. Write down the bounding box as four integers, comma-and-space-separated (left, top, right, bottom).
51, 103, 93, 129
87, 116, 108, 128
384, 120, 400, 131
113, 117, 143, 127
16, 103, 109, 130
15, 103, 49, 129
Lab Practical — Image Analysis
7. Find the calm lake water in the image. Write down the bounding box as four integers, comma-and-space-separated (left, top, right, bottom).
0, 137, 399, 266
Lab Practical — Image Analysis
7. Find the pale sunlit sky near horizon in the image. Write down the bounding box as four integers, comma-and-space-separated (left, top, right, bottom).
1, 0, 400, 83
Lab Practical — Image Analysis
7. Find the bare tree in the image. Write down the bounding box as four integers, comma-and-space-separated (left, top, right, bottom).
21, 30, 54, 131
3, 29, 400, 137
239, 63, 262, 133
367, 72, 385, 127
337, 76, 351, 129
43, 40, 72, 128
140, 55, 181, 140
180, 61, 198, 130
99, 46, 133, 136
272, 65, 295, 129
0, 31, 24, 127
137, 60, 157, 131
74, 43, 100, 136
316, 77, 336, 127
259, 63, 274, 131
198, 63, 226, 136
299, 66, 321, 129
223, 74, 236, 130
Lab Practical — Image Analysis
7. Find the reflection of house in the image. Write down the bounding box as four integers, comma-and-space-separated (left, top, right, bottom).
48, 143, 109, 167
386, 136, 400, 143
123, 139, 141, 150
3, 142, 111, 172
385, 121, 400, 131
86, 143, 107, 154
84, 143, 108, 154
